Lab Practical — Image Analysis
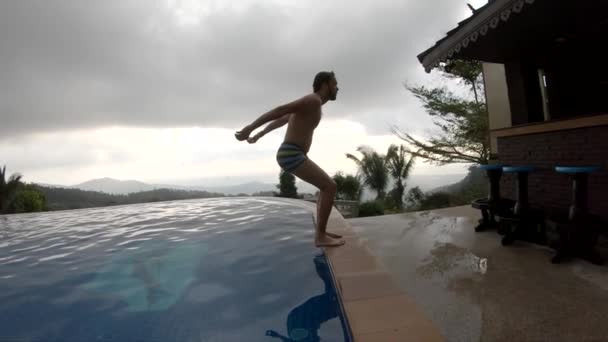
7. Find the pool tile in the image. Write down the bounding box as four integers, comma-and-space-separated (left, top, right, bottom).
327, 248, 382, 275
323, 237, 368, 258
357, 327, 444, 342
337, 271, 403, 301
344, 295, 440, 335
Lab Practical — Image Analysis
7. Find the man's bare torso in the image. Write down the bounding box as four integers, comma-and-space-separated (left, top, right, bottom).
283, 94, 322, 153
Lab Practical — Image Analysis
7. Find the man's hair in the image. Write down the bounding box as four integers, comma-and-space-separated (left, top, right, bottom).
313, 71, 335, 92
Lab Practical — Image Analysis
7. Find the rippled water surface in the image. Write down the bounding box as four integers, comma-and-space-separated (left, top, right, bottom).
0, 198, 349, 341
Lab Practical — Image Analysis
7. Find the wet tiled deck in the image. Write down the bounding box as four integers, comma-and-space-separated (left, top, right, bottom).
348, 206, 608, 342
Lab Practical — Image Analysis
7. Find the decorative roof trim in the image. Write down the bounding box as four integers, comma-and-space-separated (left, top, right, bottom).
418, 0, 536, 73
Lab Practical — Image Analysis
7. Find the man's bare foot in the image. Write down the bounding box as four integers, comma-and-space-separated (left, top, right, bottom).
312, 215, 343, 239
315, 234, 345, 247
326, 232, 343, 239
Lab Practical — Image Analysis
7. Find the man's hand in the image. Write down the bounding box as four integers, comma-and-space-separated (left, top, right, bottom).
247, 133, 261, 144
234, 126, 253, 141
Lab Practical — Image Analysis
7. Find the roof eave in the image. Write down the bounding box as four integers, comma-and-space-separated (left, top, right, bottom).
418, 0, 537, 73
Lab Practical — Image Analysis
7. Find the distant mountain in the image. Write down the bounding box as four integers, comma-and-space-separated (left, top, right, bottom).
408, 173, 467, 192
60, 177, 316, 196
35, 172, 466, 198
427, 168, 484, 194
72, 178, 158, 194
190, 182, 276, 195
404, 167, 487, 211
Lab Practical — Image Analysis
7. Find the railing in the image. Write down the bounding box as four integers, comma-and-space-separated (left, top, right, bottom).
334, 200, 360, 218
304, 199, 360, 218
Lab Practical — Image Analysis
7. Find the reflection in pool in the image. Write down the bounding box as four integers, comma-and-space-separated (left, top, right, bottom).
267, 254, 341, 341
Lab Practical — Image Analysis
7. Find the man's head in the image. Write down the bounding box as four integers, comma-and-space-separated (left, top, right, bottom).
313, 71, 338, 101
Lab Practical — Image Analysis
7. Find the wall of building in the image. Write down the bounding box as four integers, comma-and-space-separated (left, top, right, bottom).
497, 125, 608, 222
482, 62, 512, 154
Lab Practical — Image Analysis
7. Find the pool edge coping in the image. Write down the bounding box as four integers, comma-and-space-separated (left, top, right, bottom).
273, 198, 446, 342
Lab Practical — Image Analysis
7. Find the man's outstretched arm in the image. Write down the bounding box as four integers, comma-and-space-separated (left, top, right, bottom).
247, 115, 290, 143
235, 94, 319, 141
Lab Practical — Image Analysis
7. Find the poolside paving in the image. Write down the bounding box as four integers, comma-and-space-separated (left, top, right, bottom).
348, 206, 608, 342
281, 198, 444, 341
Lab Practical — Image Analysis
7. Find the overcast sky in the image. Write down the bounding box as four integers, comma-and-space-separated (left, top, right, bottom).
0, 0, 487, 186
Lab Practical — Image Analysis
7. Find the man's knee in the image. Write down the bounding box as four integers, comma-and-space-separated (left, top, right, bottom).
321, 179, 337, 195
329, 180, 337, 194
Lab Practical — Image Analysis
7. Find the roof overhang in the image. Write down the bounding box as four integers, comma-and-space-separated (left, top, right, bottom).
417, 0, 537, 73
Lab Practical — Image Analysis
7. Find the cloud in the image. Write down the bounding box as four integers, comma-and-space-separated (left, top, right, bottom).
0, 0, 473, 138
0, 120, 469, 186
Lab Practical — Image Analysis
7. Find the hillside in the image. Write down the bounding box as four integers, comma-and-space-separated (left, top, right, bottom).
429, 167, 486, 195
32, 185, 227, 211
412, 167, 487, 211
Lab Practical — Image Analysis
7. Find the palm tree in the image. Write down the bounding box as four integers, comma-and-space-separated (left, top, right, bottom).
386, 144, 415, 210
0, 166, 23, 213
346, 146, 388, 200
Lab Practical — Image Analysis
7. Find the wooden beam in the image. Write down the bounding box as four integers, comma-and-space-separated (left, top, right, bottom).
491, 113, 608, 139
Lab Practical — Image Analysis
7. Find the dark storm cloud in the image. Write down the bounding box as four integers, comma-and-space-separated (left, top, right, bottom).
0, 0, 470, 138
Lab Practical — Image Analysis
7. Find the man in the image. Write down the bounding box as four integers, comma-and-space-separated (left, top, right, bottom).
235, 71, 344, 247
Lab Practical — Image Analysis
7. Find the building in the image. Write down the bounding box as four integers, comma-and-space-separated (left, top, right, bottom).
417, 0, 608, 222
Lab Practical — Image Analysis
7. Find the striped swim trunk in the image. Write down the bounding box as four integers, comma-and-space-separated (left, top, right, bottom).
276, 142, 308, 173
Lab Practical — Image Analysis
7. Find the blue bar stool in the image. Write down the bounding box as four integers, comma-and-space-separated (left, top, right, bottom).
471, 164, 515, 232
498, 166, 547, 246
548, 166, 603, 264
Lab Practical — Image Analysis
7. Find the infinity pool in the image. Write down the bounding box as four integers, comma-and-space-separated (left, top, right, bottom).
0, 197, 351, 341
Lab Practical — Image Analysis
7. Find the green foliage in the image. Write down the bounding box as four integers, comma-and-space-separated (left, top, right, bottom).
0, 165, 23, 214
346, 146, 389, 200
418, 192, 453, 211
393, 60, 490, 165
405, 186, 424, 210
9, 185, 47, 213
358, 200, 385, 217
383, 189, 399, 211
440, 60, 485, 102
276, 170, 298, 198
385, 144, 415, 210
333, 172, 362, 201
347, 144, 415, 208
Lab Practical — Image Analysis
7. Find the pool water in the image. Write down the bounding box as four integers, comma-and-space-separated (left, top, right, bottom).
0, 198, 351, 341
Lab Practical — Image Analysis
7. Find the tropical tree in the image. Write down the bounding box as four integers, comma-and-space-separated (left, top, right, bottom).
393, 60, 490, 165
332, 172, 362, 201
276, 170, 299, 198
346, 146, 389, 200
0, 165, 23, 214
405, 186, 425, 210
385, 144, 415, 210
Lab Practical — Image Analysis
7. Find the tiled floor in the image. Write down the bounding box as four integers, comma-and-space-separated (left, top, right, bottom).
348, 206, 608, 342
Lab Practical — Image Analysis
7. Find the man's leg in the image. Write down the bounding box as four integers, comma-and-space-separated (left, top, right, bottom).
315, 193, 342, 239
291, 159, 344, 247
